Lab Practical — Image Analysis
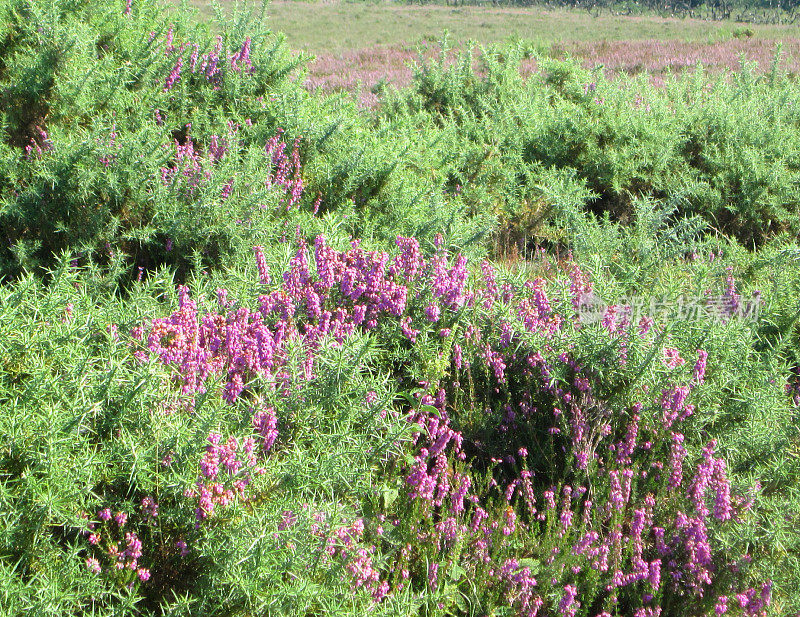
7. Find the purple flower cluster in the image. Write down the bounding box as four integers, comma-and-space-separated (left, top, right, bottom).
140, 234, 473, 404
230, 37, 253, 74
164, 57, 183, 91
127, 230, 773, 615
191, 430, 265, 525
264, 130, 305, 210
82, 508, 150, 584
23, 126, 54, 160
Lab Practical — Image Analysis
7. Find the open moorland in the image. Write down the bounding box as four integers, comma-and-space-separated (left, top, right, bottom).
1, 0, 800, 616
191, 1, 800, 103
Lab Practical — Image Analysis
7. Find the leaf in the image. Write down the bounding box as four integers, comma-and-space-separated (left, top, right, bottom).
447, 563, 466, 581
419, 404, 441, 418
516, 558, 541, 574
381, 486, 399, 509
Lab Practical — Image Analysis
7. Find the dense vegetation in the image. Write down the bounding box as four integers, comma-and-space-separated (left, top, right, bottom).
1, 0, 799, 615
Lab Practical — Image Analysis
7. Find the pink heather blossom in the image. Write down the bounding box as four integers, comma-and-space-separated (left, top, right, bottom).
424, 303, 441, 322
230, 37, 252, 73
694, 349, 708, 385
558, 584, 579, 617
86, 557, 101, 574
164, 57, 183, 91
662, 347, 685, 369
141, 496, 158, 519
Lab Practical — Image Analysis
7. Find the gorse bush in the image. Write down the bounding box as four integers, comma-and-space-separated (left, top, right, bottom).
2, 236, 798, 615
0, 0, 492, 280
5, 0, 800, 283
382, 43, 800, 248
2, 0, 800, 615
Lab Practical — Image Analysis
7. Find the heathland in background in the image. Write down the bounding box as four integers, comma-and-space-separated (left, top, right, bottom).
193, 1, 800, 104
1, 0, 799, 615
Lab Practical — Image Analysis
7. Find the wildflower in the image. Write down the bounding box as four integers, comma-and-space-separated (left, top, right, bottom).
176, 540, 189, 556
662, 347, 685, 369
164, 57, 183, 91
141, 497, 158, 519
86, 557, 101, 574
558, 585, 579, 617
694, 349, 708, 385
424, 303, 441, 322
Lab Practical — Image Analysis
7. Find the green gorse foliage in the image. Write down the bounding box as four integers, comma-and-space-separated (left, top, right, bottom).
1, 0, 800, 616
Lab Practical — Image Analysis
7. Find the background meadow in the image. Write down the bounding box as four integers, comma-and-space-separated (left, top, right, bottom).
1, 0, 800, 615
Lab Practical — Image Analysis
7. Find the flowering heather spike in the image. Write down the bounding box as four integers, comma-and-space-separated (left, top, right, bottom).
165, 26, 174, 55
661, 384, 690, 429
668, 432, 687, 489
141, 496, 158, 519
424, 303, 440, 323
208, 135, 227, 162
567, 262, 592, 312
694, 349, 708, 385
253, 246, 270, 285
202, 36, 223, 84
689, 440, 717, 517
253, 406, 278, 452
428, 562, 439, 589
662, 347, 685, 369
189, 43, 199, 71
24, 126, 54, 160
86, 557, 101, 574
723, 266, 741, 317
712, 458, 732, 521
558, 585, 579, 617
230, 37, 252, 73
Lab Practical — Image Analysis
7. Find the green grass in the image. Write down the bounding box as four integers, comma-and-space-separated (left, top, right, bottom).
188, 0, 798, 53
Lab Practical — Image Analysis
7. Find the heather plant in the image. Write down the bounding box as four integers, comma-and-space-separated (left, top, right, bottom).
2, 229, 799, 615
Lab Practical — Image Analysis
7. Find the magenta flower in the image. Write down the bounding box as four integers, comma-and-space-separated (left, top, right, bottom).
86, 557, 101, 574
164, 57, 183, 91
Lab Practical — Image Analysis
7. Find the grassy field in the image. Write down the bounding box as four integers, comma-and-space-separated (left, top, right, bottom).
189, 0, 797, 52
188, 0, 800, 104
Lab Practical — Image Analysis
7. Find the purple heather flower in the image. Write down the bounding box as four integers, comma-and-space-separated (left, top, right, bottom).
558, 585, 579, 617
694, 349, 708, 385
164, 57, 183, 91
